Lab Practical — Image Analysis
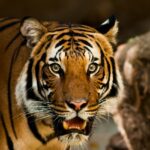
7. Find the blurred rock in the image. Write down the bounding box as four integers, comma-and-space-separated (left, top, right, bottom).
109, 31, 150, 150
106, 133, 128, 150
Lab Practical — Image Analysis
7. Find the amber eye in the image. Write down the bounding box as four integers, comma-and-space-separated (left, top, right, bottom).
88, 63, 98, 74
50, 63, 61, 73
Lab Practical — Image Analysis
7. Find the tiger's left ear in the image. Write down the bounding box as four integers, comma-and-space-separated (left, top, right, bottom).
20, 17, 47, 48
98, 16, 118, 44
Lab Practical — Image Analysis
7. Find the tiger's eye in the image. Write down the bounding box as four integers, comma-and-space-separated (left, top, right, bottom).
88, 63, 98, 73
50, 63, 61, 73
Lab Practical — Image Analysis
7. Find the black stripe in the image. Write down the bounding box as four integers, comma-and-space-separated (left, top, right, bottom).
100, 50, 104, 66
45, 42, 51, 50
95, 66, 105, 80
36, 53, 46, 97
49, 57, 58, 62
25, 108, 56, 144
86, 33, 94, 38
27, 88, 43, 101
51, 26, 68, 32
84, 46, 92, 52
104, 58, 111, 88
52, 107, 69, 113
35, 61, 41, 94
41, 53, 46, 62
55, 39, 68, 48
73, 28, 94, 32
95, 43, 105, 79
0, 20, 19, 31
79, 39, 93, 48
95, 52, 105, 79
96, 42, 105, 66
7, 36, 25, 139
110, 57, 118, 87
26, 59, 33, 95
106, 58, 111, 83
56, 32, 69, 40
68, 31, 87, 38
0, 17, 14, 23
14, 40, 26, 61
92, 57, 99, 61
63, 47, 70, 52
25, 111, 46, 144
26, 59, 43, 101
52, 28, 67, 32
0, 113, 14, 150
7, 45, 21, 139
72, 32, 87, 37
100, 58, 111, 98
27, 89, 42, 101
106, 83, 118, 98
5, 32, 20, 51
46, 132, 57, 142
26, 59, 39, 100
55, 46, 64, 56
106, 58, 118, 98
35, 60, 45, 99
86, 109, 97, 113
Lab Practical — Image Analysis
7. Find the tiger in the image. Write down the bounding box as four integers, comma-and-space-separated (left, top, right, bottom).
0, 16, 123, 150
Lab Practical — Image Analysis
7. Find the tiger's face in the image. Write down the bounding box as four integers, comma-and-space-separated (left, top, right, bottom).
16, 17, 123, 146
42, 33, 103, 144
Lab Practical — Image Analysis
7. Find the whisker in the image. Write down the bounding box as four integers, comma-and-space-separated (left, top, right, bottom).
34, 114, 54, 122
13, 108, 53, 119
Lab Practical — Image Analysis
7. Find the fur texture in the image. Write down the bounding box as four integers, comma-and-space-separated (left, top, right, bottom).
0, 17, 123, 150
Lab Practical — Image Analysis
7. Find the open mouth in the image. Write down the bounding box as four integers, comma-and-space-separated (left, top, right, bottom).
63, 117, 87, 130
53, 117, 94, 137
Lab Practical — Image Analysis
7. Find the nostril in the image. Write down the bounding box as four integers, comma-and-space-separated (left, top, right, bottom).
66, 100, 87, 110
66, 102, 76, 110
80, 102, 87, 109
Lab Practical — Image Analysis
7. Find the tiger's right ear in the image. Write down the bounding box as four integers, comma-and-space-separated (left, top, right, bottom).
20, 17, 47, 48
97, 16, 118, 44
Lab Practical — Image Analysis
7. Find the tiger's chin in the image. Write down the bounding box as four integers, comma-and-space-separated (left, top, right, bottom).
53, 117, 94, 146
59, 133, 88, 146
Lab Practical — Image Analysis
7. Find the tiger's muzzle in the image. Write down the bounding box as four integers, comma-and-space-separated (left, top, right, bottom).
51, 98, 97, 144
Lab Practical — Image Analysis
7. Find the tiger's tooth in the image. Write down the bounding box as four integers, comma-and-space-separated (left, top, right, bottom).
80, 121, 86, 129
69, 125, 80, 130
63, 121, 69, 130
63, 120, 87, 130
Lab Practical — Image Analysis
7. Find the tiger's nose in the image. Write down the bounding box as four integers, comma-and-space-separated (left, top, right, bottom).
66, 100, 87, 110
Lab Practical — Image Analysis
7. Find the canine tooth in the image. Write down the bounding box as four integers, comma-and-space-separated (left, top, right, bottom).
63, 121, 69, 130
81, 121, 86, 129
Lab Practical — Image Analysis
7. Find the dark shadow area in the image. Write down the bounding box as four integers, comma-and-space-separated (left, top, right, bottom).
0, 0, 150, 42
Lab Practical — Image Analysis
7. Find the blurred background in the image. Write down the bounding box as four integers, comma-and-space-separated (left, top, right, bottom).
0, 0, 150, 149
0, 0, 150, 43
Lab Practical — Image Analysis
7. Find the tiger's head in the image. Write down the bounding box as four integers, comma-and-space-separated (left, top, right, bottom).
16, 16, 123, 146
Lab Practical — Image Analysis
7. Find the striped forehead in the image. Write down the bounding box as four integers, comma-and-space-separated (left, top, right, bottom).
46, 25, 101, 63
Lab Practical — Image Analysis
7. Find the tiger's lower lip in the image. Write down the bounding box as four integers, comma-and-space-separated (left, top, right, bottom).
63, 118, 87, 130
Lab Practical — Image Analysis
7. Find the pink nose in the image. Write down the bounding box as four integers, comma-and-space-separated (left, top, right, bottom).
67, 100, 87, 110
